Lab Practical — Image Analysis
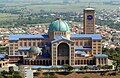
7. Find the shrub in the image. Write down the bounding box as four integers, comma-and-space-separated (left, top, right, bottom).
43, 74, 57, 78
83, 76, 90, 78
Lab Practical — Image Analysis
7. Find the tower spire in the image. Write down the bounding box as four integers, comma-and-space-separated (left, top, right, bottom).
88, 2, 91, 8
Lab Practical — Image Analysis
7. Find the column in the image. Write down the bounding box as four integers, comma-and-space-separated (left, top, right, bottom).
29, 60, 31, 65
23, 60, 25, 65
83, 60, 84, 65
100, 58, 102, 65
106, 58, 108, 65
96, 58, 98, 65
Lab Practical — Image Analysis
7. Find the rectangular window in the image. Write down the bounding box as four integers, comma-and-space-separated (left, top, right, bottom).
10, 53, 13, 55
42, 42, 44, 46
10, 44, 13, 46
24, 42, 27, 46
93, 47, 96, 48
15, 47, 18, 49
80, 42, 82, 45
98, 44, 101, 45
38, 42, 41, 47
104, 58, 106, 64
84, 42, 87, 46
33, 42, 36, 46
29, 42, 31, 46
93, 44, 96, 45
10, 47, 13, 49
76, 42, 78, 46
46, 42, 48, 45
53, 44, 56, 46
93, 52, 96, 54
15, 44, 18, 46
20, 42, 22, 46
71, 43, 74, 46
98, 46, 101, 48
10, 50, 13, 52
98, 58, 101, 64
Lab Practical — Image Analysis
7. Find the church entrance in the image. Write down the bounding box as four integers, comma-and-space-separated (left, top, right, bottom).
57, 43, 69, 65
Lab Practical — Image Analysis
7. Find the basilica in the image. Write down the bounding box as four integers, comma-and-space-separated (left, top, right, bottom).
8, 8, 108, 66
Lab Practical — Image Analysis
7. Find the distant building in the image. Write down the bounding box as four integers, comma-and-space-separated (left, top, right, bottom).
8, 8, 108, 66
24, 67, 33, 78
0, 54, 9, 67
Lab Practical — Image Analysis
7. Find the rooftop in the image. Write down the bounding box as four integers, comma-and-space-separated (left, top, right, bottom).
84, 8, 95, 10
75, 46, 92, 50
8, 34, 48, 41
9, 34, 102, 41
71, 34, 102, 40
75, 51, 89, 57
51, 36, 74, 43
49, 19, 70, 31
94, 54, 108, 58
32, 66, 63, 69
0, 54, 6, 59
18, 47, 30, 51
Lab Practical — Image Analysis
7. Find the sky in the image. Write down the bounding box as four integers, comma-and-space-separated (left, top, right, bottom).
0, 0, 117, 2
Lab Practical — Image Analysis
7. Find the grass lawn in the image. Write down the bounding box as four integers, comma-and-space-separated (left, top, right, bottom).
0, 13, 19, 22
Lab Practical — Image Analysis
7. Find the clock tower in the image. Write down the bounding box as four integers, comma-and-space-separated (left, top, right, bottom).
83, 8, 95, 34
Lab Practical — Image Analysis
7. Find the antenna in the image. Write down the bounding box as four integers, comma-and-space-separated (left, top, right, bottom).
88, 2, 91, 8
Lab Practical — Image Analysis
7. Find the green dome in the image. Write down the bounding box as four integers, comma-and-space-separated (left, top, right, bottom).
49, 19, 70, 31
29, 46, 42, 54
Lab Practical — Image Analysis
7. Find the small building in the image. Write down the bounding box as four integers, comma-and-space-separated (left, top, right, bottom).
24, 67, 33, 78
0, 54, 9, 67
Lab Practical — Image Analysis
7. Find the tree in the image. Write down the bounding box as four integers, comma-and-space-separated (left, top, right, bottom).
84, 66, 88, 70
12, 74, 22, 78
80, 66, 84, 70
0, 75, 4, 78
113, 57, 120, 71
37, 68, 42, 72
37, 67, 43, 78
84, 66, 89, 72
6, 75, 13, 78
9, 66, 14, 74
67, 65, 74, 72
50, 66, 58, 72
63, 64, 74, 72
43, 74, 57, 78
97, 65, 102, 70
63, 64, 68, 72
14, 71, 19, 75
1, 70, 8, 76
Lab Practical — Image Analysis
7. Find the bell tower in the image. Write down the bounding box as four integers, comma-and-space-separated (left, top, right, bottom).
83, 8, 95, 34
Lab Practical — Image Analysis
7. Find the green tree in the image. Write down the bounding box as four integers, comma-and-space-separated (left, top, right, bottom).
63, 64, 69, 72
13, 74, 22, 78
80, 66, 84, 70
50, 66, 58, 72
37, 68, 42, 72
9, 66, 14, 74
1, 70, 8, 76
63, 64, 74, 72
43, 74, 57, 78
0, 75, 4, 78
113, 57, 120, 71
14, 71, 19, 75
67, 65, 74, 72
6, 75, 13, 78
97, 65, 102, 70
